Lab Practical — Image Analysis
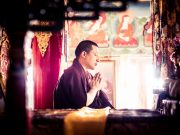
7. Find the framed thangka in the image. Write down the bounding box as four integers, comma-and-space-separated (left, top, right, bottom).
66, 1, 152, 60
112, 1, 152, 48
66, 12, 109, 49
113, 14, 138, 47
90, 60, 116, 107
143, 16, 153, 47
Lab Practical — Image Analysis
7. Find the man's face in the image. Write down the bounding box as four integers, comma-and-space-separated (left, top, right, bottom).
84, 45, 99, 70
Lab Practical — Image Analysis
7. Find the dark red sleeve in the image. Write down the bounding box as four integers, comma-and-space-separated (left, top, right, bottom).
64, 69, 87, 108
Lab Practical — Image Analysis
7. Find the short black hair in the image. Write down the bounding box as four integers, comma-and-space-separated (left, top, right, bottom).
75, 40, 98, 58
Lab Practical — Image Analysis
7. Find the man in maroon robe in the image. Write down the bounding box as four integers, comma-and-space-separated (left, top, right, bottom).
54, 40, 114, 109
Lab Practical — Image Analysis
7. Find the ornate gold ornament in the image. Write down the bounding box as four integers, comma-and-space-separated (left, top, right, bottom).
35, 32, 52, 57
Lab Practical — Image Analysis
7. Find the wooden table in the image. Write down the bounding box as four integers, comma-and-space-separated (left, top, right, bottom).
30, 109, 179, 135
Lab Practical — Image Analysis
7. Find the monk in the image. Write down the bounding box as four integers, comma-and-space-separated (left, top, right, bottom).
54, 40, 114, 109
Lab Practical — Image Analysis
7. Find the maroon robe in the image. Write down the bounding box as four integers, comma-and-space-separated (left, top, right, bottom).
54, 59, 114, 109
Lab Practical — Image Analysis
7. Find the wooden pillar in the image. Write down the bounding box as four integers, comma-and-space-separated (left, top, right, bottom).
3, 1, 30, 135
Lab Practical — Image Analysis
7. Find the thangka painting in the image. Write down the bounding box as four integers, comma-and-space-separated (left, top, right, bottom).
91, 60, 115, 106
66, 1, 152, 60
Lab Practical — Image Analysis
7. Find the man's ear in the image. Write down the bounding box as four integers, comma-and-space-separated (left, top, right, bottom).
81, 51, 87, 58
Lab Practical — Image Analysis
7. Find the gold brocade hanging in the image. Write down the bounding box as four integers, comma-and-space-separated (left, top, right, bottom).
35, 32, 52, 57
0, 27, 10, 97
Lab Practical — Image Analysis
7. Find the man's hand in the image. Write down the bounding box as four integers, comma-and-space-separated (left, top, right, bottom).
88, 72, 103, 93
86, 72, 103, 106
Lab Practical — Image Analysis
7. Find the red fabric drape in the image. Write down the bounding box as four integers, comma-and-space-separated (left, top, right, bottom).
32, 32, 62, 109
